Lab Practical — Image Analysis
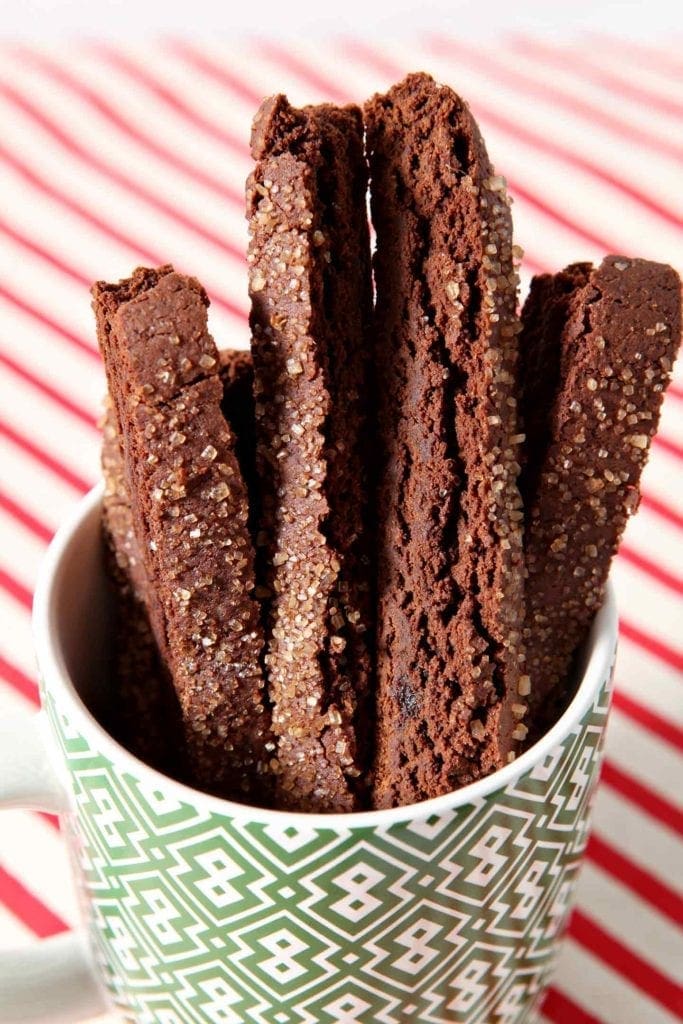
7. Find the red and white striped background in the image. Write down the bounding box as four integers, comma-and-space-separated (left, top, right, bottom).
0, 34, 681, 1024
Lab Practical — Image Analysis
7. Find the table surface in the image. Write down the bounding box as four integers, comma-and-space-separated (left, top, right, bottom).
0, 34, 681, 1024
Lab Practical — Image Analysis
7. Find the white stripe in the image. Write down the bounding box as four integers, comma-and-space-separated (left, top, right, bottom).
659, 393, 683, 438
0, 905, 34, 946
553, 938, 678, 1024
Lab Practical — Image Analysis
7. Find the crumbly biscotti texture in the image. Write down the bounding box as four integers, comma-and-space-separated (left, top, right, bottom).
519, 256, 681, 730
247, 95, 374, 811
102, 400, 185, 775
365, 73, 527, 808
101, 350, 257, 775
93, 267, 271, 801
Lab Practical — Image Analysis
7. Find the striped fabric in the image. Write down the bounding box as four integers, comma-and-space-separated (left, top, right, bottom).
0, 35, 681, 1024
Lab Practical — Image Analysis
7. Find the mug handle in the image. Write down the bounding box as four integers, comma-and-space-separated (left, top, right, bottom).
0, 714, 108, 1023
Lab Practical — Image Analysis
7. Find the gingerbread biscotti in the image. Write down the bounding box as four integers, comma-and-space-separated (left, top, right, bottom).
519, 256, 681, 729
365, 73, 527, 808
93, 267, 271, 802
247, 96, 374, 811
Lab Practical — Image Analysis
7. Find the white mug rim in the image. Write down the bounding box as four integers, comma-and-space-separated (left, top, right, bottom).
33, 483, 617, 829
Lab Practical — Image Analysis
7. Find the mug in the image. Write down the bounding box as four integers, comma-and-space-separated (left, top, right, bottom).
0, 485, 617, 1024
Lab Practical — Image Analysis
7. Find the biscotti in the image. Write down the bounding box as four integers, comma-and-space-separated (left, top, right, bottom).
365, 73, 527, 808
93, 267, 270, 801
102, 350, 257, 774
247, 95, 374, 811
519, 256, 681, 729
102, 399, 184, 775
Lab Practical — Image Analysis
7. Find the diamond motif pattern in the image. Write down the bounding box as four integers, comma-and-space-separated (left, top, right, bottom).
44, 651, 614, 1024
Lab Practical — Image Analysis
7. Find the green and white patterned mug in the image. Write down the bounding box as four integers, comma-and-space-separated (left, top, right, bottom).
0, 485, 617, 1024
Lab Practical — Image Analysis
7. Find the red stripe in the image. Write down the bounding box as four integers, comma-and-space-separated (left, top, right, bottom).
618, 543, 683, 597
511, 37, 683, 124
166, 39, 266, 107
424, 36, 683, 165
542, 988, 605, 1024
0, 349, 98, 431
0, 216, 89, 287
16, 49, 243, 208
502, 177, 614, 255
38, 812, 60, 831
0, 283, 98, 363
0, 490, 54, 544
668, 381, 683, 402
639, 491, 683, 532
601, 759, 683, 837
91, 45, 250, 158
587, 832, 683, 927
620, 617, 683, 674
0, 653, 39, 704
569, 908, 683, 1018
612, 689, 683, 751
0, 567, 32, 611
0, 866, 67, 938
0, 81, 247, 270
653, 431, 683, 463
0, 418, 90, 494
255, 40, 350, 103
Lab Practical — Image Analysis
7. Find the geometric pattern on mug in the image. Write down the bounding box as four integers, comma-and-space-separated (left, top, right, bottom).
44, 654, 614, 1024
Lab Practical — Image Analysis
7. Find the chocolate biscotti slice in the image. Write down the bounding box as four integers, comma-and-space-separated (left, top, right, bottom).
101, 349, 257, 775
93, 267, 271, 801
519, 256, 681, 729
366, 73, 527, 808
247, 95, 374, 811
102, 399, 185, 775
